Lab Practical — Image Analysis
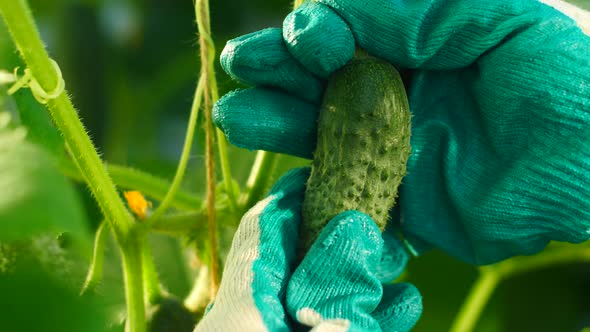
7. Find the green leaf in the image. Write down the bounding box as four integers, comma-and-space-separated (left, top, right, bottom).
12, 89, 64, 156
0, 258, 115, 332
0, 112, 88, 241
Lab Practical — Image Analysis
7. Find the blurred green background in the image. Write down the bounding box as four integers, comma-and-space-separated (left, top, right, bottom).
0, 0, 589, 331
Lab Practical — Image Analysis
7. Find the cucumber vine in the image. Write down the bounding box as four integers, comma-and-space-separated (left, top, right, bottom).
0, 0, 260, 331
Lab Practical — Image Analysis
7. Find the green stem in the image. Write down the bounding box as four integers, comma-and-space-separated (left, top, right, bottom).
494, 245, 590, 278
0, 0, 132, 242
195, 0, 221, 297
145, 75, 205, 224
150, 211, 207, 236
449, 267, 499, 332
216, 129, 238, 210
450, 245, 590, 332
0, 1, 56, 88
0, 2, 146, 330
210, 61, 236, 211
240, 151, 279, 209
59, 158, 202, 211
210, 46, 237, 209
210, 71, 236, 208
121, 235, 146, 332
141, 239, 162, 304
192, 0, 237, 211
81, 221, 110, 295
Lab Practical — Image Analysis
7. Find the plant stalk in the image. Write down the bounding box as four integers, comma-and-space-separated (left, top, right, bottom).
194, 0, 237, 210
495, 245, 590, 277
0, 0, 134, 241
121, 235, 147, 332
59, 158, 202, 212
450, 245, 590, 332
150, 211, 207, 236
0, 1, 146, 330
145, 75, 205, 224
195, 0, 220, 297
449, 267, 499, 332
142, 239, 162, 304
216, 129, 237, 210
240, 151, 279, 210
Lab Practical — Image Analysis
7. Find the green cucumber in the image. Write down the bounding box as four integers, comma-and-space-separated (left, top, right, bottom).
300, 55, 411, 252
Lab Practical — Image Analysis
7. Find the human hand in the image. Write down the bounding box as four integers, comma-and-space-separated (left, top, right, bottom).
194, 168, 422, 332
213, 0, 590, 265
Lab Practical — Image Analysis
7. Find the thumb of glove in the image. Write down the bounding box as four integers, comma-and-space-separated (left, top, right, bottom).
286, 211, 384, 331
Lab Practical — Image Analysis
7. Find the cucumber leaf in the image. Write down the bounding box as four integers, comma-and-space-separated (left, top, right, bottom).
12, 89, 64, 156
0, 112, 88, 241
0, 259, 114, 332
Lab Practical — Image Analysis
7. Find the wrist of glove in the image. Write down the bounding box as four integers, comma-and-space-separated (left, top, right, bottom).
195, 168, 422, 332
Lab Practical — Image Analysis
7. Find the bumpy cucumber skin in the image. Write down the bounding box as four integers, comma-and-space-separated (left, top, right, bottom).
301, 57, 411, 251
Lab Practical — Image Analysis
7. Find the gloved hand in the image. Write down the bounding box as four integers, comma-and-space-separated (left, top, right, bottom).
213, 0, 590, 265
195, 168, 422, 332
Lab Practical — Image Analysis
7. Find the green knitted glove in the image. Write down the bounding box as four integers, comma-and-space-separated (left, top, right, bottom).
213, 0, 590, 265
195, 168, 422, 332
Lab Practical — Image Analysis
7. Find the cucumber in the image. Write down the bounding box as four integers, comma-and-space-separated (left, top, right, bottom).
300, 56, 411, 252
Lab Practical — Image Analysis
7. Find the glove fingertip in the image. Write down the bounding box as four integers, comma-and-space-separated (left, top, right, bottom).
219, 28, 279, 79
377, 232, 410, 283
212, 89, 236, 132
212, 88, 317, 159
375, 283, 422, 332
319, 211, 383, 252
220, 28, 324, 103
283, 1, 355, 78
302, 210, 383, 271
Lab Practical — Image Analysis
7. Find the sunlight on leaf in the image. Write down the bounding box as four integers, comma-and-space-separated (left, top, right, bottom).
0, 111, 88, 241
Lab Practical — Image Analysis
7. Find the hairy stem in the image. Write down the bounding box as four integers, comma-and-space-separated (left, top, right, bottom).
121, 235, 147, 332
142, 239, 162, 304
241, 151, 279, 210
150, 211, 207, 236
59, 158, 202, 211
195, 0, 220, 297
0, 0, 133, 242
0, 2, 145, 330
192, 0, 237, 210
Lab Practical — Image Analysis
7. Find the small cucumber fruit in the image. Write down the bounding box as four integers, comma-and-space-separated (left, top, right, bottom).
300, 56, 411, 252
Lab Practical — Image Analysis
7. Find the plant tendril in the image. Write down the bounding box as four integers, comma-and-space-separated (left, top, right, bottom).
8, 59, 65, 104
